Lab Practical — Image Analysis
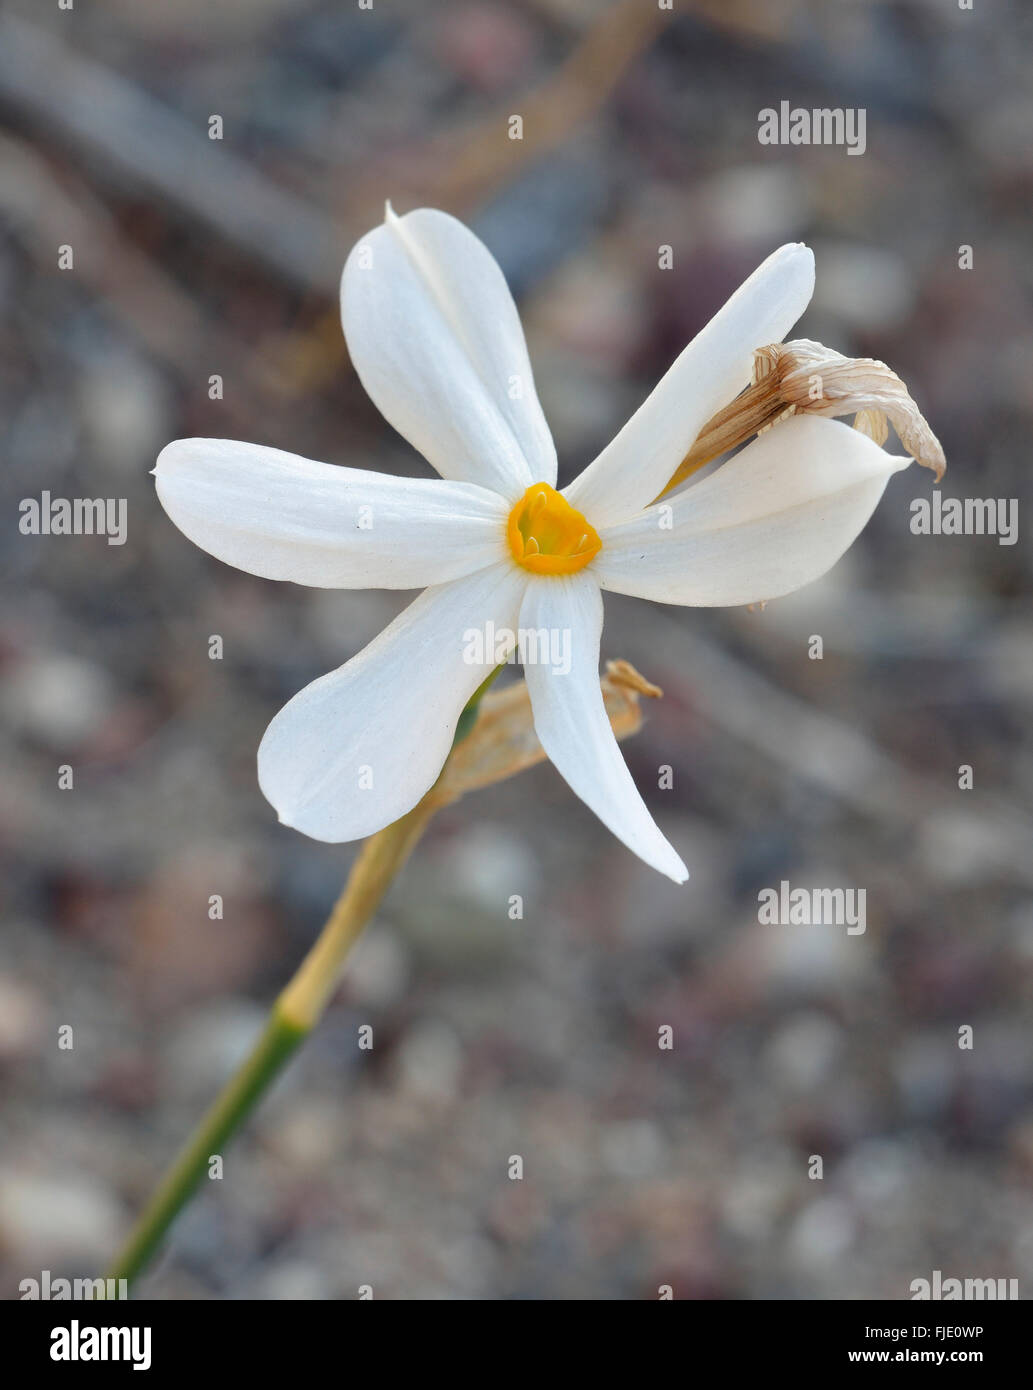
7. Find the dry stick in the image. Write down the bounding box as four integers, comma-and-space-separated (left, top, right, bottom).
429, 0, 673, 211
0, 6, 670, 292
282, 0, 675, 396
0, 8, 672, 402
0, 7, 674, 415
0, 13, 341, 293
0, 135, 280, 414
0, 130, 370, 456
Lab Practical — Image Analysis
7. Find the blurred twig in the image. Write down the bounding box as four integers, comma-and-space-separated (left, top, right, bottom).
425, 0, 672, 210
287, 0, 674, 395
0, 13, 342, 293
0, 133, 294, 423
0, 5, 673, 408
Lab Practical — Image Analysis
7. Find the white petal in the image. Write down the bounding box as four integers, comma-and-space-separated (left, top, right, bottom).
565, 243, 815, 528
155, 438, 509, 589
519, 574, 688, 883
593, 415, 909, 607
258, 562, 526, 841
341, 206, 556, 499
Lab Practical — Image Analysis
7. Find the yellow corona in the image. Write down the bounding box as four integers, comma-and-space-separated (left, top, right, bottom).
506, 482, 601, 576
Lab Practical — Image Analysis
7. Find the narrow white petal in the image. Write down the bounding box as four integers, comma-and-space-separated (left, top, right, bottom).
593, 415, 909, 607
341, 207, 556, 499
155, 438, 509, 589
258, 562, 527, 841
519, 574, 688, 883
565, 243, 815, 528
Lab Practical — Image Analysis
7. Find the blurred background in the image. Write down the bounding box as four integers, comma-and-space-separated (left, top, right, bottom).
2, 0, 1032, 1300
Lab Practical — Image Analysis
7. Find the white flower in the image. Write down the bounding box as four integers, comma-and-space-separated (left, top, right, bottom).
155, 206, 915, 884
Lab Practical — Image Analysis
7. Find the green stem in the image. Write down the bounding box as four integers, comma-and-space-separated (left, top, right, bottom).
106, 676, 500, 1292
106, 1006, 306, 1289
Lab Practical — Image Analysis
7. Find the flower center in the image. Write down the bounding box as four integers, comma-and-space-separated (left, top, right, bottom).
506, 483, 601, 575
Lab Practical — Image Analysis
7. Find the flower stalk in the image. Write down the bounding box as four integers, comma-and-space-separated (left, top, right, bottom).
104, 1007, 306, 1289
105, 662, 655, 1291
105, 795, 438, 1291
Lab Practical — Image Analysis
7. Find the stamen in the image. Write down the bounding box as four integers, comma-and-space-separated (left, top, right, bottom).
506, 483, 602, 576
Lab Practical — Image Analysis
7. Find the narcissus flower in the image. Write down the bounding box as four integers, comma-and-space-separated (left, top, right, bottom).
155, 207, 931, 883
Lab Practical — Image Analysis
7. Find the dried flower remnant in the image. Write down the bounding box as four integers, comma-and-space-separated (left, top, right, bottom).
665, 339, 946, 494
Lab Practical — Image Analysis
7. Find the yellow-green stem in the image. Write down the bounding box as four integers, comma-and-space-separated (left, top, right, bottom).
104, 684, 494, 1292
104, 1004, 308, 1290
105, 666, 510, 1291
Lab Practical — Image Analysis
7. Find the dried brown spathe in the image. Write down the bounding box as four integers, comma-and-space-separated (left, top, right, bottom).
664, 339, 946, 495
432, 660, 657, 808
